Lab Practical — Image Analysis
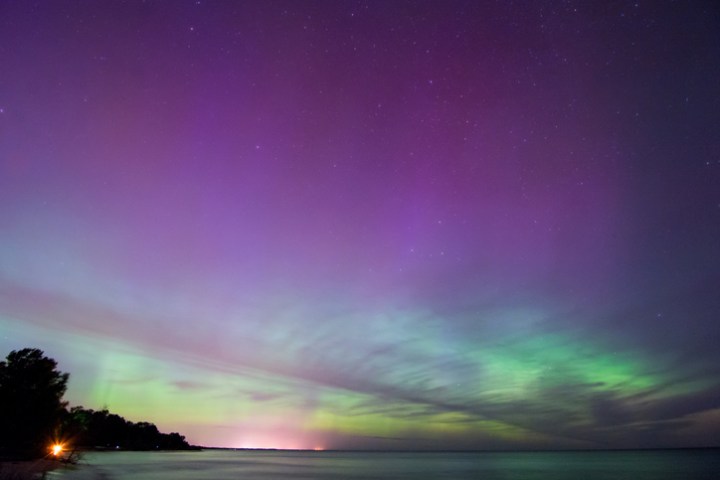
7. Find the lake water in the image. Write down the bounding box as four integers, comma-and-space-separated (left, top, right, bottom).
48, 449, 720, 480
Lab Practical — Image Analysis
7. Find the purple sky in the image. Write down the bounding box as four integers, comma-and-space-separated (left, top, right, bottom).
1, 1, 719, 450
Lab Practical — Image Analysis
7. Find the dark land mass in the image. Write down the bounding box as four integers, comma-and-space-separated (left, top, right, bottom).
0, 348, 196, 461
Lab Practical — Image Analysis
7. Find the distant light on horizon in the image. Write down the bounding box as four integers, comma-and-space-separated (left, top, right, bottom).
234, 440, 304, 451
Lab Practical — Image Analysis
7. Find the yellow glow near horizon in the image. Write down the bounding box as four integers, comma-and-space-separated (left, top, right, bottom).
51, 444, 63, 456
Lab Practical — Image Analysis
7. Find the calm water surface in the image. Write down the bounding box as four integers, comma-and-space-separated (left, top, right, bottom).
49, 449, 720, 480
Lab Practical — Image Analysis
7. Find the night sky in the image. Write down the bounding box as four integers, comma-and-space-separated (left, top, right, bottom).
1, 1, 719, 450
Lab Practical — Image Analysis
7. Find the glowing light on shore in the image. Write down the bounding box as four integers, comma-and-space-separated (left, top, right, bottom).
51, 444, 63, 456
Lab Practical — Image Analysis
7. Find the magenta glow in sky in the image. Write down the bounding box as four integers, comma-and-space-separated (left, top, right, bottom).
1, 1, 719, 450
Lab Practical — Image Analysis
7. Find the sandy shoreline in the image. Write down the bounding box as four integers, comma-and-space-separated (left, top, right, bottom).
0, 459, 60, 480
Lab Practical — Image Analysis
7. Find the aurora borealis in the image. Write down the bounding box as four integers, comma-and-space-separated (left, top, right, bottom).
1, 1, 719, 450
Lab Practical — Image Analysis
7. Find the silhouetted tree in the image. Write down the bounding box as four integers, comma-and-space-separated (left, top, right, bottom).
0, 347, 193, 457
62, 406, 192, 450
0, 348, 69, 458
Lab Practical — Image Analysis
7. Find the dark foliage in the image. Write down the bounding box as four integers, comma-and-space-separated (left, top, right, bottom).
0, 347, 193, 460
62, 407, 192, 450
0, 348, 69, 459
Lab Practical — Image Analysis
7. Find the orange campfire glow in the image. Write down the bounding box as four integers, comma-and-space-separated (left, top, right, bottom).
51, 444, 63, 456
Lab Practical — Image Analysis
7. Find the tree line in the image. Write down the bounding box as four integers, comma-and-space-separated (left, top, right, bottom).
62, 406, 192, 451
0, 348, 194, 459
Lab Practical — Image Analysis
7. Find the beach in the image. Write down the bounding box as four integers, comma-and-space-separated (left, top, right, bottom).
0, 459, 59, 480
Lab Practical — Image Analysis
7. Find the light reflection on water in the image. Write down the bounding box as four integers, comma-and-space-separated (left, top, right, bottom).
49, 449, 720, 480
